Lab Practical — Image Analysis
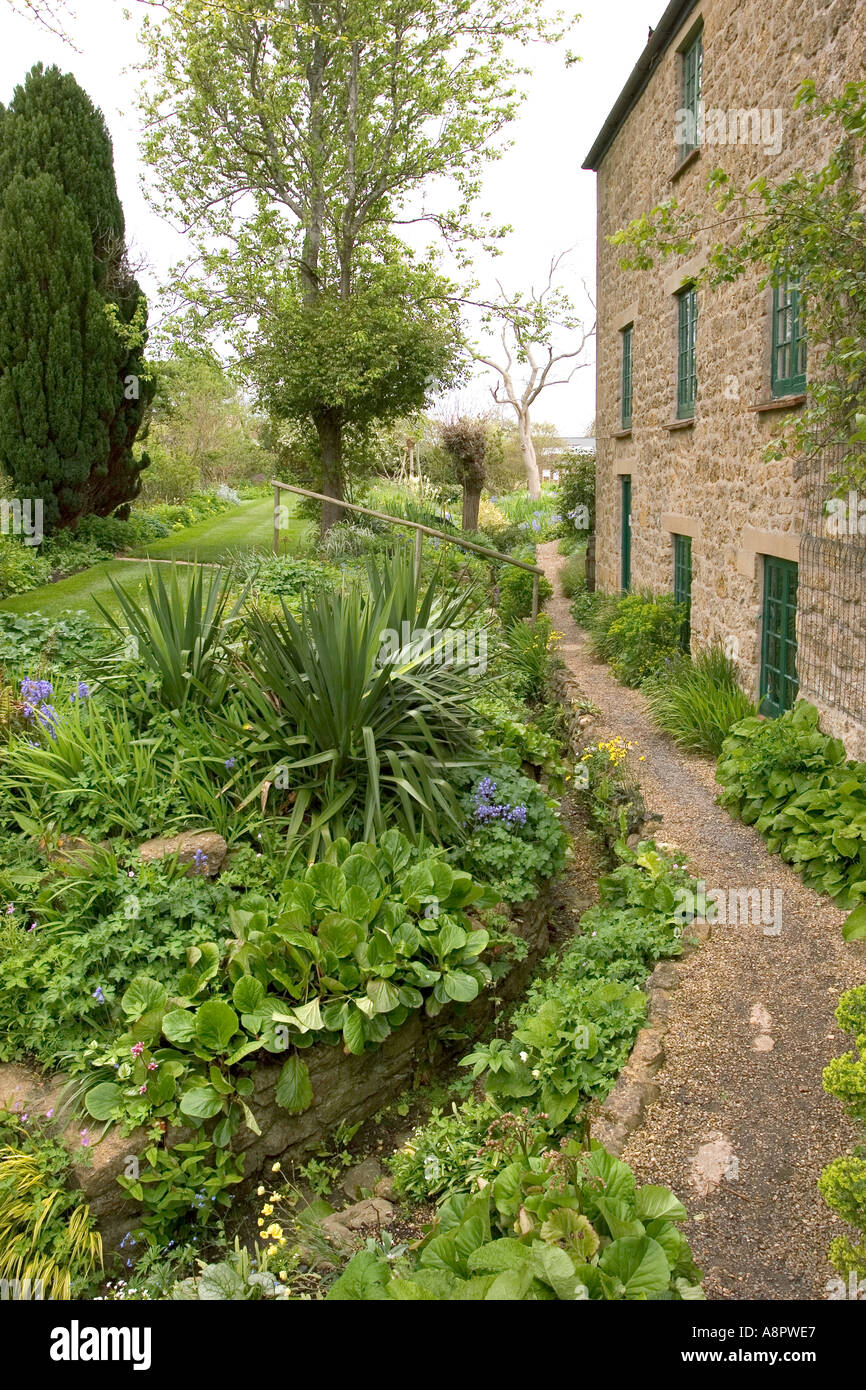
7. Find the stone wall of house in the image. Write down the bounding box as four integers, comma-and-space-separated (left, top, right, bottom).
592, 0, 866, 753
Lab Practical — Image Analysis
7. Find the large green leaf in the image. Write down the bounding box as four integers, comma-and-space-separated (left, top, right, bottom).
179, 1084, 225, 1120
83, 1081, 122, 1121
121, 976, 168, 1019
598, 1235, 671, 1298
634, 1185, 688, 1223
842, 902, 866, 941
275, 1054, 313, 1114
195, 1000, 240, 1052
162, 1008, 197, 1045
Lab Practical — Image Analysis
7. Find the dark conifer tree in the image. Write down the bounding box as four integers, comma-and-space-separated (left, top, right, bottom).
0, 64, 153, 528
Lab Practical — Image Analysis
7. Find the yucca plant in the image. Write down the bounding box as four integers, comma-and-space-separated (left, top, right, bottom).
97, 562, 244, 711
0, 1113, 102, 1300
236, 550, 490, 846
643, 642, 758, 756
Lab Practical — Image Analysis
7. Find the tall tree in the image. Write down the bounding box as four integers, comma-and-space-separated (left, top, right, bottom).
475, 253, 594, 498
139, 0, 567, 527
0, 64, 154, 528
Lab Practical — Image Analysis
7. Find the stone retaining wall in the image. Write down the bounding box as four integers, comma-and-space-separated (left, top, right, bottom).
0, 891, 551, 1251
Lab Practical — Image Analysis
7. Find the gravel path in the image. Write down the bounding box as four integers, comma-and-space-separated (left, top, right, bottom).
539, 541, 866, 1301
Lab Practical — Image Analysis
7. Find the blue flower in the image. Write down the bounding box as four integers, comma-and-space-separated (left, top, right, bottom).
224, 757, 236, 770
93, 986, 105, 1003
69, 682, 90, 703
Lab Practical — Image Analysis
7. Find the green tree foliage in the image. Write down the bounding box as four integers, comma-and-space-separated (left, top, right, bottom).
0, 64, 154, 528
143, 353, 267, 499
139, 0, 567, 526
611, 79, 866, 490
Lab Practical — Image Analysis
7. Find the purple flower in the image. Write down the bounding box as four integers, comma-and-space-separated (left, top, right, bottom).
92, 986, 105, 1003
224, 757, 236, 770
69, 682, 91, 703
193, 848, 209, 873
20, 678, 53, 702
5, 903, 14, 916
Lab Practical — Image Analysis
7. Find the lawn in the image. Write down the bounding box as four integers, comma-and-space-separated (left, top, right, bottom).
0, 496, 311, 619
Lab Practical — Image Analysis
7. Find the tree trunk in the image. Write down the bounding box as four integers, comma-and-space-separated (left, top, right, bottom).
314, 408, 345, 532
462, 484, 481, 532
518, 411, 541, 499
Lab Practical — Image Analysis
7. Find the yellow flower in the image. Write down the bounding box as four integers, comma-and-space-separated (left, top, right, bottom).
262, 1204, 274, 1215
271, 1162, 281, 1173
257, 1185, 265, 1196
257, 1218, 264, 1227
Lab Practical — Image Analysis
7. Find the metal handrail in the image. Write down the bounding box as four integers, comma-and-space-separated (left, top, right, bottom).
271, 479, 544, 619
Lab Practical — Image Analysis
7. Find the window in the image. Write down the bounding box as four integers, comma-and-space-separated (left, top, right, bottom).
680, 31, 703, 156
673, 534, 692, 652
771, 278, 807, 397
621, 325, 633, 429
760, 557, 799, 716
676, 286, 698, 419
620, 475, 632, 593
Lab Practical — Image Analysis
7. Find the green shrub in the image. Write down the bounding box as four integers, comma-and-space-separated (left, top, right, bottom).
458, 765, 568, 901
0, 611, 111, 671
471, 693, 566, 787
589, 590, 684, 687
820, 987, 866, 1281
643, 643, 757, 756
497, 549, 553, 626
462, 841, 693, 1122
716, 700, 866, 909
0, 850, 241, 1067
559, 551, 587, 599
232, 551, 336, 603
0, 536, 51, 598
554, 450, 595, 537
332, 1139, 702, 1300
499, 616, 555, 702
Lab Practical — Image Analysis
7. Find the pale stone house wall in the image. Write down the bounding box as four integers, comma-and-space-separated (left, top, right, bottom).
587, 0, 866, 755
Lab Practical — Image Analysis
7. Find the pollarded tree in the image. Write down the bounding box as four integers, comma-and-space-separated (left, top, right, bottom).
139, 0, 568, 528
440, 417, 489, 532
0, 64, 154, 529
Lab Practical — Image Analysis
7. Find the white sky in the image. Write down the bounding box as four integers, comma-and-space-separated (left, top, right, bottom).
1, 0, 660, 434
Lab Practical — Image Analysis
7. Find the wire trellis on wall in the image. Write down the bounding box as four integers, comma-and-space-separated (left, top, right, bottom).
796, 442, 866, 724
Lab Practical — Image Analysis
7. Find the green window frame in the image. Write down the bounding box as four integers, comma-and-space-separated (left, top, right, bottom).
760, 556, 799, 717
620, 475, 632, 593
771, 278, 807, 398
680, 31, 703, 156
673, 534, 692, 652
676, 286, 698, 419
621, 324, 633, 429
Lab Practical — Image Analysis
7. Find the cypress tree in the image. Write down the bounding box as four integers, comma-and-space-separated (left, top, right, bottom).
0, 64, 153, 529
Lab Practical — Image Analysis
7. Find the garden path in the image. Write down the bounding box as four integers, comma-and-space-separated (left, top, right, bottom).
538, 540, 866, 1301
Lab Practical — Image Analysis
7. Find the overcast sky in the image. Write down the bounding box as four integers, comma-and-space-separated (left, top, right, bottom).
1, 0, 659, 434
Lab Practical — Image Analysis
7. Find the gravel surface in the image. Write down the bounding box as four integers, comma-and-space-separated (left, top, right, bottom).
540, 541, 866, 1301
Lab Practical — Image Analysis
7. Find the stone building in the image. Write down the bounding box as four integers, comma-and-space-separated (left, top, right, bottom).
583, 0, 866, 755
